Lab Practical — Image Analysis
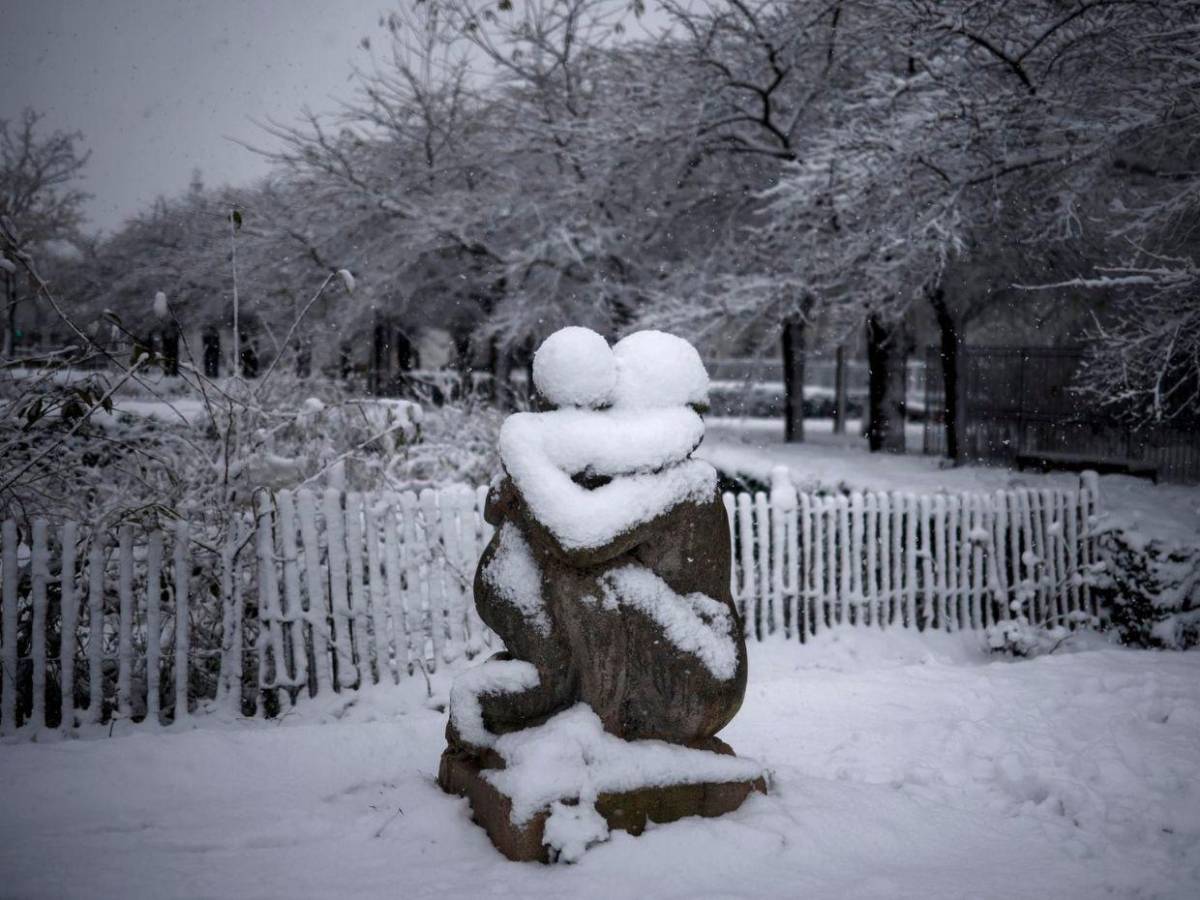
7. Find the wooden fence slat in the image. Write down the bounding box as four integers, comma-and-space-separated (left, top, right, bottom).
1081, 472, 1099, 617
890, 492, 904, 627
173, 520, 190, 723
31, 519, 48, 729
917, 495, 933, 630
825, 496, 839, 628
1028, 489, 1049, 624
324, 489, 356, 688
947, 495, 964, 630
438, 488, 468, 656
254, 494, 279, 707
833, 495, 849, 627
277, 490, 309, 691
753, 492, 770, 638
736, 493, 754, 635
933, 495, 950, 631
59, 521, 77, 730
1054, 490, 1073, 619
116, 523, 134, 719
970, 495, 986, 629
364, 496, 391, 684
380, 497, 405, 683
785, 499, 799, 639
863, 493, 877, 628
87, 535, 104, 723
849, 492, 864, 627
770, 493, 787, 638
465, 489, 489, 652
297, 490, 332, 693
345, 493, 372, 675
399, 491, 424, 672
799, 493, 813, 638
145, 531, 163, 725
1065, 488, 1082, 617
903, 493, 918, 628
1016, 489, 1038, 623
419, 488, 448, 668
218, 526, 244, 715
992, 491, 1011, 621
877, 493, 892, 630
2, 520, 18, 734
1006, 490, 1022, 621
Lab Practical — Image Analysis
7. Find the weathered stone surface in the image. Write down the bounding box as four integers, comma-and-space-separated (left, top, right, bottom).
447, 476, 747, 751
437, 740, 766, 863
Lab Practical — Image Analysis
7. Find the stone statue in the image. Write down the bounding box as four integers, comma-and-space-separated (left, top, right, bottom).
438, 327, 763, 862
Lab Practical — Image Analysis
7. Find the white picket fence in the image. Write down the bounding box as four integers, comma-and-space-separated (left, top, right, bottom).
725, 475, 1101, 640
0, 475, 1101, 736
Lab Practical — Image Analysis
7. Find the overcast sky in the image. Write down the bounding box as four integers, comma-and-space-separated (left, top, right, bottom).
1, 0, 389, 233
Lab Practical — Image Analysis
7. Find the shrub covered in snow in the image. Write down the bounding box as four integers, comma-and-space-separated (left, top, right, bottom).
1092, 529, 1200, 650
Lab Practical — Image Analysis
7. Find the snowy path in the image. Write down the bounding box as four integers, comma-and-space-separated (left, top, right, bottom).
2, 633, 1198, 899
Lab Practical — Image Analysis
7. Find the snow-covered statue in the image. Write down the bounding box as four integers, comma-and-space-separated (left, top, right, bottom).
438, 327, 764, 863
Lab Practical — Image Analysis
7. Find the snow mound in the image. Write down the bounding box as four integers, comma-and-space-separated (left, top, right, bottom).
486, 703, 764, 829
593, 565, 738, 680
612, 330, 709, 409
481, 523, 550, 635
543, 800, 610, 864
448, 659, 541, 748
533, 326, 617, 409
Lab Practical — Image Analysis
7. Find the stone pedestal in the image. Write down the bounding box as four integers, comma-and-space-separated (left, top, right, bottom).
437, 738, 767, 863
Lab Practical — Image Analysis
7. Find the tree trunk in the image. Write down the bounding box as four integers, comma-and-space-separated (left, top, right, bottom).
490, 338, 514, 410
3, 270, 16, 358
928, 288, 964, 463
371, 314, 390, 396
453, 332, 473, 402
781, 317, 806, 443
865, 314, 907, 453
832, 344, 848, 435
161, 326, 180, 376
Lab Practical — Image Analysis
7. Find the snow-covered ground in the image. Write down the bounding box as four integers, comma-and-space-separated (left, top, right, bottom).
701, 417, 1200, 547
3, 631, 1198, 899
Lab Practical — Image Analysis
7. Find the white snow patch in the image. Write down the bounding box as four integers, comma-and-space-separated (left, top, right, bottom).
447, 658, 540, 748
2, 633, 1199, 897
544, 800, 611, 863
611, 330, 709, 409
499, 409, 717, 549
769, 464, 797, 510
482, 523, 550, 634
486, 704, 764, 827
594, 565, 739, 680
500, 407, 703, 478
533, 326, 616, 409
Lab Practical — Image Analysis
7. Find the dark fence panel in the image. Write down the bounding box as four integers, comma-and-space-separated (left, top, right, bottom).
923, 346, 1200, 483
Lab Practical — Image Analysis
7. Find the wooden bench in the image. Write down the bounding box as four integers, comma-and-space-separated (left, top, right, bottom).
1015, 450, 1159, 483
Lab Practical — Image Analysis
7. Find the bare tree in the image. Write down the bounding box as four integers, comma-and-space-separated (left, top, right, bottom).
0, 108, 91, 356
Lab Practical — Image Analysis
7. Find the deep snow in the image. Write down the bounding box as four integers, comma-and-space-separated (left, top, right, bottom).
2, 631, 1198, 899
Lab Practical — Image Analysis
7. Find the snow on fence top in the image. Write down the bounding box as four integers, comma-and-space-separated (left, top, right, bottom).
0, 476, 1101, 738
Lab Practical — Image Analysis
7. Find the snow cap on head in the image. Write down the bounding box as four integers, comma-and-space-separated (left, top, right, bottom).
611, 330, 709, 409
533, 326, 617, 408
